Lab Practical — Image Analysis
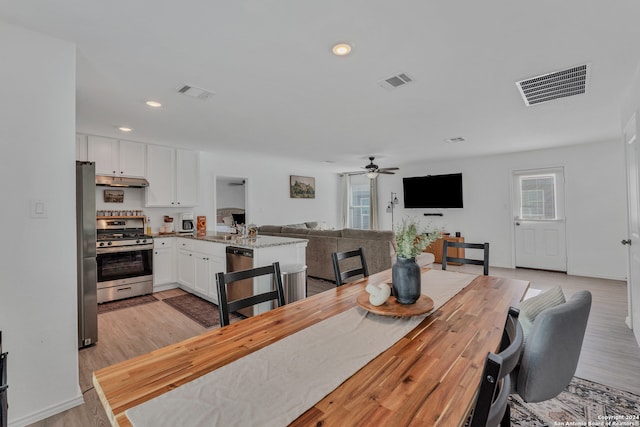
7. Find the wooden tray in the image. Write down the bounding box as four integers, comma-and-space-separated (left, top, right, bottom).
356, 292, 434, 317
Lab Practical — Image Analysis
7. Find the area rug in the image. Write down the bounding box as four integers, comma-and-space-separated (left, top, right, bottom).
97, 294, 158, 314
511, 377, 640, 426
162, 293, 242, 328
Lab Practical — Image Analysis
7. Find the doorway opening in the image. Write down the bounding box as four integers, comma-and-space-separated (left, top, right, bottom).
215, 176, 248, 232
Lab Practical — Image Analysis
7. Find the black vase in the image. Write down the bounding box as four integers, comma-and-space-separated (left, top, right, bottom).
392, 256, 421, 304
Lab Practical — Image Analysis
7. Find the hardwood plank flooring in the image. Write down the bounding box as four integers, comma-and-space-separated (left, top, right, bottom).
29, 267, 640, 426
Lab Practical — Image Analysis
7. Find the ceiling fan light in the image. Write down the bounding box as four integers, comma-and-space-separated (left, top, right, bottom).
366, 172, 379, 179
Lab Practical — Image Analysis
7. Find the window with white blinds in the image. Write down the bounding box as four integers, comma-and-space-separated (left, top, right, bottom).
349, 175, 371, 230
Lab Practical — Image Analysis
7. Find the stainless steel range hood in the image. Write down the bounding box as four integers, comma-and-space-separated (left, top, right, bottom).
96, 175, 149, 188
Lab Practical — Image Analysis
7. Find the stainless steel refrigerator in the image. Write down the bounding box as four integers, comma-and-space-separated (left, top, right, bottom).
77, 161, 98, 348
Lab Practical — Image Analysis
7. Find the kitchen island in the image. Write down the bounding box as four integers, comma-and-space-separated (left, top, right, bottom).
152, 232, 307, 310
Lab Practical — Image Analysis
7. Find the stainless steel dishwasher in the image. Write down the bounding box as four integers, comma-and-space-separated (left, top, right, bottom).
225, 246, 255, 317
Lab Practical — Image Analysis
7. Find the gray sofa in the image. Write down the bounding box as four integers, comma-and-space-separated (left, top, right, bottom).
258, 224, 396, 281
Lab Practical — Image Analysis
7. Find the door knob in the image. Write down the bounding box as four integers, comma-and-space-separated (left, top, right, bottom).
515, 222, 521, 226
622, 239, 632, 245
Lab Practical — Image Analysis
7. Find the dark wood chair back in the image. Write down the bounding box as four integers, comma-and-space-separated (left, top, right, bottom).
442, 241, 490, 275
469, 308, 524, 427
215, 262, 286, 327
331, 248, 369, 287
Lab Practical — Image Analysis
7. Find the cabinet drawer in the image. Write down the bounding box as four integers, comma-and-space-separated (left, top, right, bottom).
191, 240, 226, 256
154, 237, 175, 249
176, 238, 195, 251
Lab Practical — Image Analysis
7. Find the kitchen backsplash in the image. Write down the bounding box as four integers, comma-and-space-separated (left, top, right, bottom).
95, 186, 204, 233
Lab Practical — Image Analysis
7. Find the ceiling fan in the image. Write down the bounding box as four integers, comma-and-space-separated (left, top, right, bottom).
351, 156, 399, 179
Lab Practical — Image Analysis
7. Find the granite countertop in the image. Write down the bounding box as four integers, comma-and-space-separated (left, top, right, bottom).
156, 232, 308, 249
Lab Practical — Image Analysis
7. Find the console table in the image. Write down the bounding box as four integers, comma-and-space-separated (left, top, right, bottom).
425, 234, 464, 264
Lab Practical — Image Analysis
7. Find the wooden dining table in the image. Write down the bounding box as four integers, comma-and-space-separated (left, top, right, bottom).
93, 268, 528, 427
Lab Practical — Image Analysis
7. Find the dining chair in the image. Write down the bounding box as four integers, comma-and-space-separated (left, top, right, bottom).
513, 290, 592, 403
442, 241, 490, 275
469, 307, 524, 427
331, 248, 369, 286
215, 262, 286, 327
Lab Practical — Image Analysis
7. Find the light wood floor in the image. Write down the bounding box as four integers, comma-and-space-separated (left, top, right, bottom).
29, 267, 640, 426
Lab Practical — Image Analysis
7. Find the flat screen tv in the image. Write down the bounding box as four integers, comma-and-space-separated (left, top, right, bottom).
402, 173, 463, 208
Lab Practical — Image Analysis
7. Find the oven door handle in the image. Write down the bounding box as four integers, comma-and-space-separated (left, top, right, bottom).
96, 244, 154, 254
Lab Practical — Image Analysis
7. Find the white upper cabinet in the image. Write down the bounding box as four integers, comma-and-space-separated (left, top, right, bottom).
176, 149, 199, 207
118, 140, 147, 177
87, 136, 146, 177
146, 145, 199, 207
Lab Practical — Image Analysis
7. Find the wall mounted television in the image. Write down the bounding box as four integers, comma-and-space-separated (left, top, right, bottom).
402, 173, 463, 208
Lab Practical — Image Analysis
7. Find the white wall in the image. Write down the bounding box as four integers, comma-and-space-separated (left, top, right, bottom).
377, 139, 627, 280
198, 151, 340, 229
0, 22, 82, 425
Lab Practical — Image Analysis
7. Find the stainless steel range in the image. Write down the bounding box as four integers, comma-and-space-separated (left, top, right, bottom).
96, 217, 153, 303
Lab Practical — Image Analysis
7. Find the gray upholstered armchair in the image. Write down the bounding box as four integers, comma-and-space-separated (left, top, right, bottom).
513, 290, 592, 402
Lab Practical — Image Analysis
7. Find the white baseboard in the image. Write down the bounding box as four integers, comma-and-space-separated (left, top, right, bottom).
9, 393, 84, 427
565, 269, 627, 282
153, 282, 179, 292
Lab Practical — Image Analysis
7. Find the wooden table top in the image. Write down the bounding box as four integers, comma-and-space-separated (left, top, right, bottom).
93, 268, 528, 427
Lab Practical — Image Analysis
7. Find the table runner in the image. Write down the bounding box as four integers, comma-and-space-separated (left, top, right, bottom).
126, 269, 477, 427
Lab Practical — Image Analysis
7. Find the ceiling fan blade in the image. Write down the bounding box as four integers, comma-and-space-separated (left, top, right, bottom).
378, 167, 399, 172
378, 170, 395, 175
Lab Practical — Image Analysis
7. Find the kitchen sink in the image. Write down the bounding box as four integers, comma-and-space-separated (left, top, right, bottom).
203, 234, 236, 242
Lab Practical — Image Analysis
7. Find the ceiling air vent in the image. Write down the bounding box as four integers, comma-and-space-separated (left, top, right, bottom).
445, 137, 465, 143
378, 73, 414, 90
176, 84, 215, 100
516, 64, 589, 106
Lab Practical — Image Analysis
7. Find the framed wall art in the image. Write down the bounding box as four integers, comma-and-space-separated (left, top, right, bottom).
103, 189, 124, 203
290, 175, 315, 199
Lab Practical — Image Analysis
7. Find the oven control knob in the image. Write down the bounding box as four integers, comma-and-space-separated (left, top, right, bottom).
142, 239, 147, 243
107, 241, 112, 246
136, 239, 140, 244
99, 242, 105, 247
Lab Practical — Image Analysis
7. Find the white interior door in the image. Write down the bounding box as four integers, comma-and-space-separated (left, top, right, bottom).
623, 113, 640, 344
513, 168, 567, 272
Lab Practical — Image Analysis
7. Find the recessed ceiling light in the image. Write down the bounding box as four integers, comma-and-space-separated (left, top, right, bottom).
118, 127, 133, 132
332, 43, 352, 56
146, 101, 162, 108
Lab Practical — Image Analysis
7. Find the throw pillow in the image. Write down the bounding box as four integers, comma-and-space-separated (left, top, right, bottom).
316, 221, 331, 230
518, 285, 566, 340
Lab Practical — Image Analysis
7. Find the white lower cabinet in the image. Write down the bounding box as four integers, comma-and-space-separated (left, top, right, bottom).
176, 238, 225, 303
172, 237, 306, 312
153, 237, 176, 288
177, 248, 196, 291
207, 254, 226, 305
194, 253, 210, 296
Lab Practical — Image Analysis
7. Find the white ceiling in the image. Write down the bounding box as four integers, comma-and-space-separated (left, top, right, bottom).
2, 1, 640, 172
